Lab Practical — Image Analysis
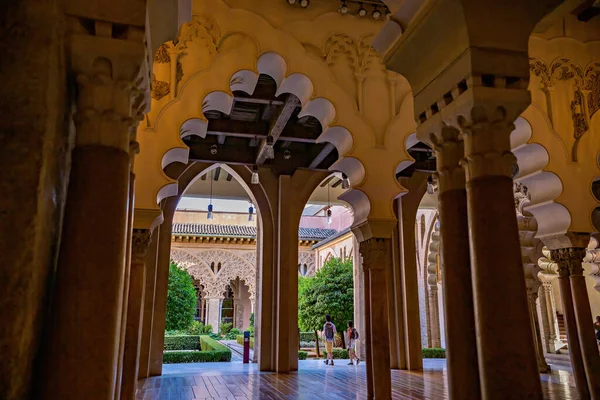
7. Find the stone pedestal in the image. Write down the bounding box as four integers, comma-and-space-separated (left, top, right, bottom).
430, 126, 480, 399
121, 229, 152, 400
461, 107, 542, 399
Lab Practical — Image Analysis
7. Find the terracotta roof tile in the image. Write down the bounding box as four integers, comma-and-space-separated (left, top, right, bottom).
172, 223, 337, 241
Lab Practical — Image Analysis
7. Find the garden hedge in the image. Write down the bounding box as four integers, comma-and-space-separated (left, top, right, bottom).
164, 335, 201, 351
236, 335, 255, 349
163, 335, 231, 363
298, 351, 308, 360
422, 348, 446, 358
332, 348, 349, 359
299, 332, 315, 342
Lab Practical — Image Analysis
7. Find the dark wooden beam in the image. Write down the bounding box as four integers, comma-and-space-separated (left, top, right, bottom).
217, 134, 226, 145
226, 173, 233, 181
234, 96, 284, 106
256, 95, 301, 164
331, 179, 343, 188
308, 143, 336, 169
213, 167, 221, 181
320, 176, 335, 187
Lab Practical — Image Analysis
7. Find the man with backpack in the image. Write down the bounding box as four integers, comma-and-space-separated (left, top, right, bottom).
347, 320, 360, 365
323, 314, 337, 366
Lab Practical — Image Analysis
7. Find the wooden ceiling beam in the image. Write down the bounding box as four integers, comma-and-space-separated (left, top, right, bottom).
213, 167, 221, 181
256, 95, 301, 165
308, 143, 336, 169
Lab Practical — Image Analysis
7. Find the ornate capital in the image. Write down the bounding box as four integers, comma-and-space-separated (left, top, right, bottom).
358, 238, 391, 273
132, 229, 152, 265
429, 124, 466, 192
549, 247, 586, 277
457, 105, 518, 181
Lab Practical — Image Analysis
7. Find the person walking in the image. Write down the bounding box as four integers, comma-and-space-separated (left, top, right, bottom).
594, 316, 600, 349
323, 314, 336, 366
347, 320, 360, 365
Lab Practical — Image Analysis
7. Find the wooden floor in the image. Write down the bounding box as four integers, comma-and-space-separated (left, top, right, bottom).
136, 360, 578, 399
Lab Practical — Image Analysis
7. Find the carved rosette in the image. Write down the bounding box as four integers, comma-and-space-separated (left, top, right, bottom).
358, 237, 391, 273
73, 57, 144, 152
132, 229, 152, 265
429, 124, 466, 192
457, 106, 518, 181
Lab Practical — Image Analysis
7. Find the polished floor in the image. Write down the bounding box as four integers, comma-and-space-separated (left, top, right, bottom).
136, 360, 578, 399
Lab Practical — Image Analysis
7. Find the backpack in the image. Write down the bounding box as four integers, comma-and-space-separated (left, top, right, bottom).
325, 322, 334, 340
352, 328, 359, 340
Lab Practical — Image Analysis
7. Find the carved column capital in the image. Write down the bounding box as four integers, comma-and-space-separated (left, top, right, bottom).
132, 229, 152, 265
429, 124, 466, 192
456, 105, 519, 181
358, 237, 391, 273
550, 247, 587, 277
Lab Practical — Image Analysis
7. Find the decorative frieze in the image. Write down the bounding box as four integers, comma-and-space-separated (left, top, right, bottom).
132, 229, 152, 265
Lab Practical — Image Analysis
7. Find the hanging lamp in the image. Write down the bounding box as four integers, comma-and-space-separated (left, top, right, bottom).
326, 183, 332, 225
248, 204, 255, 222
207, 170, 214, 220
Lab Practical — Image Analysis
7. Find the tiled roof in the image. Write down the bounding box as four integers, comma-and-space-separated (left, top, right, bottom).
172, 223, 337, 241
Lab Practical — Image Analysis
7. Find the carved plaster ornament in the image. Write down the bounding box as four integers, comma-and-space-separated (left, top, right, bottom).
429, 124, 465, 192
323, 33, 375, 78
359, 237, 391, 273
170, 248, 256, 298
299, 251, 316, 276
150, 74, 170, 100
132, 229, 152, 264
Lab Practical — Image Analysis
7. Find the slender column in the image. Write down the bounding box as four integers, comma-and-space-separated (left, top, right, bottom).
121, 229, 152, 400
429, 126, 480, 399
38, 40, 145, 397
564, 244, 600, 398
426, 223, 441, 349
526, 284, 551, 373
359, 238, 392, 399
138, 227, 160, 379
397, 182, 425, 370
538, 278, 558, 353
207, 298, 221, 333
460, 106, 542, 398
149, 210, 175, 376
353, 235, 367, 361
388, 224, 406, 369
427, 287, 441, 348
550, 248, 589, 399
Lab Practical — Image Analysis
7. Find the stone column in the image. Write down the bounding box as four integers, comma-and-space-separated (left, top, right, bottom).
352, 235, 367, 360
526, 283, 550, 373
397, 174, 426, 371
538, 281, 559, 353
562, 243, 600, 398
359, 237, 393, 400
121, 229, 152, 400
39, 38, 145, 398
388, 222, 407, 369
550, 248, 589, 399
429, 125, 480, 399
460, 105, 541, 398
426, 223, 441, 349
207, 298, 221, 333
427, 287, 441, 348
138, 226, 160, 379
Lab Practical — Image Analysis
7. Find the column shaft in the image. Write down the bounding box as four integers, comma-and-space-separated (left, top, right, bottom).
207, 298, 221, 333
363, 259, 374, 398
40, 146, 130, 398
467, 175, 541, 398
569, 254, 600, 398
526, 287, 550, 373
539, 282, 557, 353
438, 189, 480, 399
388, 225, 406, 369
427, 287, 441, 348
556, 274, 589, 398
121, 229, 152, 400
138, 230, 160, 378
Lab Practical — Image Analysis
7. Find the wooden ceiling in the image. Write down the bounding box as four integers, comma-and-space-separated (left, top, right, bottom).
183, 74, 339, 175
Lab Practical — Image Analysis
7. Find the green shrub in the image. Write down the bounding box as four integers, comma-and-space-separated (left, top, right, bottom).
298, 351, 308, 360
236, 334, 255, 349
163, 350, 229, 363
332, 348, 349, 359
300, 341, 316, 348
199, 335, 232, 361
230, 328, 241, 335
186, 321, 205, 335
219, 322, 233, 335
422, 348, 446, 358
166, 262, 197, 331
164, 335, 201, 351
299, 332, 315, 342
204, 324, 213, 334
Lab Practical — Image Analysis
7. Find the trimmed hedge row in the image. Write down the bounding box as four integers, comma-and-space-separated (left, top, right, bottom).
298, 351, 308, 360
299, 332, 315, 342
163, 335, 232, 363
332, 348, 349, 359
422, 348, 446, 358
236, 335, 255, 349
164, 335, 200, 351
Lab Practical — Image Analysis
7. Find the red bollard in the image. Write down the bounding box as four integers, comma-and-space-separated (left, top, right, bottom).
243, 331, 250, 363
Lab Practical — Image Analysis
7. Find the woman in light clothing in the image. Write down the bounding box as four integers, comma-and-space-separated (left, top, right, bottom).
347, 320, 360, 365
323, 314, 336, 366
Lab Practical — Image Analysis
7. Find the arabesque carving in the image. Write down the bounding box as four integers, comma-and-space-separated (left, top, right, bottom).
171, 248, 256, 298
299, 251, 316, 276
151, 74, 170, 100
429, 125, 465, 192
132, 229, 152, 264
324, 34, 375, 78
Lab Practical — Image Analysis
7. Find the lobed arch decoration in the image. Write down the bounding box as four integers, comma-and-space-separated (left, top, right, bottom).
510, 115, 573, 249
171, 248, 257, 299
298, 251, 316, 276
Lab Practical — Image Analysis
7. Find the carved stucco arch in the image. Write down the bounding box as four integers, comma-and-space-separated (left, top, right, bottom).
171, 248, 256, 299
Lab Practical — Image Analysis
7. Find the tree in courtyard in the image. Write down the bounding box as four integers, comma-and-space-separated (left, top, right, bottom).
165, 261, 197, 331
298, 257, 354, 349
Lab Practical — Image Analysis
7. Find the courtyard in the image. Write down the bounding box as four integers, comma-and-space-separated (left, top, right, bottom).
136, 360, 578, 399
